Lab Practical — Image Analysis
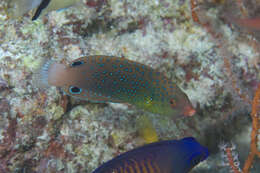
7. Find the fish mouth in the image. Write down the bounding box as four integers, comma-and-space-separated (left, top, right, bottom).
183, 106, 196, 116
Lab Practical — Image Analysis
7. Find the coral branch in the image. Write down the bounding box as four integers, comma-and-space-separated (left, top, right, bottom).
223, 56, 251, 104
190, 0, 201, 24
190, 0, 251, 105
219, 84, 260, 173
219, 143, 242, 173
190, 1, 260, 172
243, 84, 260, 173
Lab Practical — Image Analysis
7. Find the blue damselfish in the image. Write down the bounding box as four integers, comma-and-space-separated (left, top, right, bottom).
92, 137, 209, 173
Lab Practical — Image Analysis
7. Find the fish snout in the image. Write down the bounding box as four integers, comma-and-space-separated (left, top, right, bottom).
183, 105, 196, 116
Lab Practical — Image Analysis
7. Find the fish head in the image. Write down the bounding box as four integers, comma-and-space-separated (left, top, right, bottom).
145, 86, 196, 118
165, 88, 196, 118
179, 137, 209, 172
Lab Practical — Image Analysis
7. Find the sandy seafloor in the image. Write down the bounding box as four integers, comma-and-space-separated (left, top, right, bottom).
0, 0, 259, 172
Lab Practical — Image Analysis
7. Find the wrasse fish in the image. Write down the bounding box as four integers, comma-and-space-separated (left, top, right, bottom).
34, 56, 196, 117
7, 0, 81, 20
92, 137, 209, 173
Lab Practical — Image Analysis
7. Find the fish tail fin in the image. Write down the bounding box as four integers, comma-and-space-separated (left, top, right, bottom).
33, 58, 55, 89
33, 58, 67, 88
34, 58, 67, 88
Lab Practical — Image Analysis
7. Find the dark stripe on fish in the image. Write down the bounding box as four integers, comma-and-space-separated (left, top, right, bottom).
32, 0, 51, 20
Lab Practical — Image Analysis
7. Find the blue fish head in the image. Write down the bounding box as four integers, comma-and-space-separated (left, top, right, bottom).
179, 137, 209, 172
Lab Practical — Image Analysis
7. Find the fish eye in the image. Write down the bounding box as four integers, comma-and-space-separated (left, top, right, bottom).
191, 156, 201, 165
71, 61, 84, 67
69, 86, 82, 94
169, 99, 176, 107
189, 152, 203, 166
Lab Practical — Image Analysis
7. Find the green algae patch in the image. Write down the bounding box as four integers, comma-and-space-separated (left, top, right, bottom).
48, 103, 64, 120
20, 19, 43, 35
23, 54, 42, 70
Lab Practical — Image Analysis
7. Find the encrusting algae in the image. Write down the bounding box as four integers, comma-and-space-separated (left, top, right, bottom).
2, 0, 259, 172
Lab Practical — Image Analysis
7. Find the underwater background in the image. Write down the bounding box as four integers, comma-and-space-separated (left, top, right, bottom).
0, 0, 259, 172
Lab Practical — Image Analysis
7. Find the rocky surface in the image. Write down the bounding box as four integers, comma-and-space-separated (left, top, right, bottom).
0, 0, 259, 172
